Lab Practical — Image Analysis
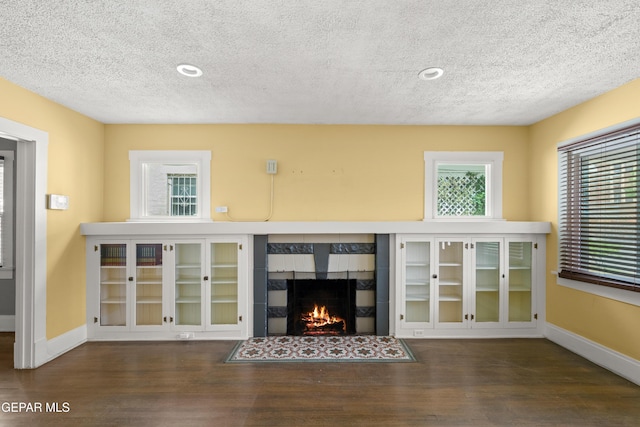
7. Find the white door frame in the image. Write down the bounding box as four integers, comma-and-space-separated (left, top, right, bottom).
0, 116, 48, 369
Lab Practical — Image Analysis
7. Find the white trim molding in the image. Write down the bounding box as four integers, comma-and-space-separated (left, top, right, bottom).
546, 323, 640, 386
424, 151, 504, 221
0, 116, 48, 369
45, 324, 87, 363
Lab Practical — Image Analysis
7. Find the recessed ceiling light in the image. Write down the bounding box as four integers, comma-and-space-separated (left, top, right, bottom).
177, 64, 203, 77
418, 67, 444, 81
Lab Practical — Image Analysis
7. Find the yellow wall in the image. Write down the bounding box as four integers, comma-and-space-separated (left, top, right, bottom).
104, 124, 530, 222
0, 78, 104, 339
529, 78, 640, 360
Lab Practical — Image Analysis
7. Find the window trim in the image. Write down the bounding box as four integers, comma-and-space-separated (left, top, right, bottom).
424, 151, 503, 221
0, 150, 14, 279
556, 117, 640, 302
129, 150, 211, 222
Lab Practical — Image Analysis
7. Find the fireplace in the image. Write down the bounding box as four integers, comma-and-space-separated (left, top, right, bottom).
253, 234, 391, 337
287, 278, 357, 336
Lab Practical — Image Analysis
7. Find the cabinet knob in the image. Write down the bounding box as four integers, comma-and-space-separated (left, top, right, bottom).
128, 277, 133, 282
203, 276, 209, 281
432, 274, 438, 279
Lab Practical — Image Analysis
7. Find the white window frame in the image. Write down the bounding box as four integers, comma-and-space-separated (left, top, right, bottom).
424, 151, 503, 221
0, 150, 14, 279
129, 150, 211, 222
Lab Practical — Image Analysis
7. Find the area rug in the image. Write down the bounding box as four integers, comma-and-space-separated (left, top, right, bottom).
226, 335, 415, 363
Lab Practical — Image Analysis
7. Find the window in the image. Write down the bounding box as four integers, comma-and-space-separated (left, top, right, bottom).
129, 151, 211, 221
558, 120, 640, 293
424, 152, 503, 220
0, 150, 14, 278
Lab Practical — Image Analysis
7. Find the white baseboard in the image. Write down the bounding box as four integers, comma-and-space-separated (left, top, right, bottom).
0, 315, 15, 331
546, 323, 640, 386
45, 325, 87, 365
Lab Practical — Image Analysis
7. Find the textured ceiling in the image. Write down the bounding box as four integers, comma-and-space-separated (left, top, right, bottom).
1, 1, 639, 125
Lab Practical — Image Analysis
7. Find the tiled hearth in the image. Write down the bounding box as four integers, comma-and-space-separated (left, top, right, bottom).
252, 234, 390, 336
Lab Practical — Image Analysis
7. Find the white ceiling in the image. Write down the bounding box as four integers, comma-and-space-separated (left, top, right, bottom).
1, 1, 639, 125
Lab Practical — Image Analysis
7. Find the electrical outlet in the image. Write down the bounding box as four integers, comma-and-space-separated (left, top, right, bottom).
266, 159, 278, 174
215, 206, 228, 213
413, 330, 425, 337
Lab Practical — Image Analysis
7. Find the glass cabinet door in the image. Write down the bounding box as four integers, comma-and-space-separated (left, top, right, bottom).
437, 240, 465, 324
474, 240, 502, 324
507, 241, 533, 323
174, 243, 203, 327
134, 243, 164, 327
209, 242, 239, 326
99, 243, 128, 327
404, 241, 431, 323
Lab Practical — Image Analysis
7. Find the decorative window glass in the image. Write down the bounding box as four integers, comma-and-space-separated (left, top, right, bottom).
129, 151, 211, 221
424, 152, 503, 220
169, 173, 197, 216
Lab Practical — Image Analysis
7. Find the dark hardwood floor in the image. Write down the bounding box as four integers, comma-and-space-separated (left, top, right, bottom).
1, 333, 638, 426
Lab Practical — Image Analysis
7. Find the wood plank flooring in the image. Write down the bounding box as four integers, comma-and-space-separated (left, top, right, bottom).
1, 333, 638, 426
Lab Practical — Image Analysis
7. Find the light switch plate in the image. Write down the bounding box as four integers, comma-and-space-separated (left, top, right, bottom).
47, 194, 69, 210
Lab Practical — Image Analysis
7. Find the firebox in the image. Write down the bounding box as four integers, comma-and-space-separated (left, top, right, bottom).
287, 278, 357, 336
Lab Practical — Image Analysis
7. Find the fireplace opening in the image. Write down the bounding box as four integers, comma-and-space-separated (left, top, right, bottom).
287, 279, 357, 336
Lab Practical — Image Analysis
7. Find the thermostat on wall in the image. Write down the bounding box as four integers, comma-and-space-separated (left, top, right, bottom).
47, 194, 69, 210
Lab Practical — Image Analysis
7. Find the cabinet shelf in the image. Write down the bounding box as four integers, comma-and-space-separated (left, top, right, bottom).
100, 297, 126, 304
407, 262, 429, 267
509, 285, 531, 292
439, 280, 462, 286
176, 279, 201, 285
176, 263, 200, 269
100, 280, 126, 285
439, 296, 462, 302
211, 280, 238, 285
406, 293, 430, 302
212, 263, 238, 269
476, 285, 499, 292
476, 265, 499, 270
407, 280, 429, 286
136, 280, 162, 285
176, 297, 201, 304
211, 296, 237, 303
136, 296, 162, 304
439, 263, 462, 267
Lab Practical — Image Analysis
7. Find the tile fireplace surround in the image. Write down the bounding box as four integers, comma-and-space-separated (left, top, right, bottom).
257, 234, 387, 336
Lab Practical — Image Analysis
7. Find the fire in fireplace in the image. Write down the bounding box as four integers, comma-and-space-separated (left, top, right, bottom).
301, 304, 346, 335
287, 278, 357, 336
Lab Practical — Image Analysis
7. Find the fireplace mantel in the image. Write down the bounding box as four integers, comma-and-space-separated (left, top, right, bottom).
81, 220, 551, 237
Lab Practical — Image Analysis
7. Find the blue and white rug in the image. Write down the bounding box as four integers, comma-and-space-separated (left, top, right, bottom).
226, 335, 415, 362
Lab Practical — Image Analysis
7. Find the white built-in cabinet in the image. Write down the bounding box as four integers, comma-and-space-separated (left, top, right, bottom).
87, 236, 249, 340
396, 234, 541, 338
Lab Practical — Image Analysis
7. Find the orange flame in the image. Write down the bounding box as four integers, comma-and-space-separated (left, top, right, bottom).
301, 304, 345, 332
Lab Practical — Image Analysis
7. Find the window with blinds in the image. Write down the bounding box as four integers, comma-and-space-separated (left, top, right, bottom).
558, 122, 640, 292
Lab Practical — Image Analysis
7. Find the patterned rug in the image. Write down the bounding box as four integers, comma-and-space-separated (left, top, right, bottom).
226, 335, 415, 362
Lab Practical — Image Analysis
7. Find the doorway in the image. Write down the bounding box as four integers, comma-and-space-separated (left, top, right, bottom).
0, 137, 16, 332
0, 116, 48, 369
